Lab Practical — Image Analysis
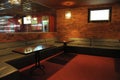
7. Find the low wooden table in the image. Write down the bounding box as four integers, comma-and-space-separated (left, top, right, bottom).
56, 40, 74, 46
56, 40, 74, 53
13, 44, 55, 74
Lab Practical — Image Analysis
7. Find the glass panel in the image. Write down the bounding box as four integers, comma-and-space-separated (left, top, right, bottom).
0, 0, 55, 33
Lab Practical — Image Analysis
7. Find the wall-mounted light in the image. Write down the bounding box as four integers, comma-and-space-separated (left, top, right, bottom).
18, 19, 22, 24
65, 11, 71, 19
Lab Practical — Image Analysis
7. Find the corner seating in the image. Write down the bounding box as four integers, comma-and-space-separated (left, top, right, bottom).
0, 38, 64, 80
1, 37, 120, 79
66, 38, 120, 58
48, 38, 120, 80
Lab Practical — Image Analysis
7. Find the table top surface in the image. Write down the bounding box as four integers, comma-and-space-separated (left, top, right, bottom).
13, 44, 55, 55
56, 40, 74, 43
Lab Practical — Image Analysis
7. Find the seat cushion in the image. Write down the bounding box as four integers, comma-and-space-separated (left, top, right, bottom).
0, 62, 18, 78
0, 53, 24, 63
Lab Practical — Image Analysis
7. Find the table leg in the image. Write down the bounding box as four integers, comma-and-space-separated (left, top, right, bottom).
63, 42, 67, 53
30, 51, 45, 74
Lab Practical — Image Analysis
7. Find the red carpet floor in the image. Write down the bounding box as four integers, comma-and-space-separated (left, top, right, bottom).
21, 54, 120, 80
21, 61, 63, 80
48, 54, 120, 80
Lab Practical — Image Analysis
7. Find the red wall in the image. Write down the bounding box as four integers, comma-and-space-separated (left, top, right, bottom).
56, 4, 120, 40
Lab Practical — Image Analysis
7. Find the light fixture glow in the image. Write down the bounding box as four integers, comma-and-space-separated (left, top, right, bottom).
23, 0, 32, 13
8, 0, 21, 5
65, 11, 71, 19
18, 19, 22, 24
33, 17, 37, 20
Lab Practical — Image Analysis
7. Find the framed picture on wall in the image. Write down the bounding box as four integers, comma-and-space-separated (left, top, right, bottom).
88, 7, 112, 22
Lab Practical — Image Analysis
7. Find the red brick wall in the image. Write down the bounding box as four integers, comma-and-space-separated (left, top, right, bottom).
56, 4, 120, 40
0, 32, 57, 42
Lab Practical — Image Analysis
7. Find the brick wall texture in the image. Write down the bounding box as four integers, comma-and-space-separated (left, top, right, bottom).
0, 32, 56, 42
56, 4, 120, 41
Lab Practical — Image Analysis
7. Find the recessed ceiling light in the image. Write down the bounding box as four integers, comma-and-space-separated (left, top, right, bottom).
61, 1, 75, 6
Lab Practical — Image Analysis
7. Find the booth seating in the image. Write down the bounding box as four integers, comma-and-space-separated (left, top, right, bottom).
68, 38, 120, 48
1, 37, 120, 79
66, 38, 120, 58
0, 63, 20, 80
68, 38, 90, 47
0, 38, 64, 80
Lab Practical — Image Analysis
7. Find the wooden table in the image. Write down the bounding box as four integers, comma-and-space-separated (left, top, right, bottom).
56, 40, 74, 46
13, 44, 55, 74
56, 40, 74, 53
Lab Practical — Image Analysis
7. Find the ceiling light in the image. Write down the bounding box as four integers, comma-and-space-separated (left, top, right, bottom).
23, 0, 32, 13
8, 0, 21, 5
62, 1, 75, 6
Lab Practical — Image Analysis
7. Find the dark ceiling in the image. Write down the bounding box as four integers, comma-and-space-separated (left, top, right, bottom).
0, 0, 54, 16
34, 0, 120, 9
0, 0, 119, 16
